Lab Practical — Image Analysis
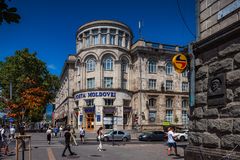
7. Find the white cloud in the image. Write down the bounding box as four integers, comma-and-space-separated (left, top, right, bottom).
47, 64, 57, 70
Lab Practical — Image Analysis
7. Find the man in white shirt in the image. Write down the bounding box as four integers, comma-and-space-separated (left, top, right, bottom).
10, 126, 16, 140
167, 127, 179, 156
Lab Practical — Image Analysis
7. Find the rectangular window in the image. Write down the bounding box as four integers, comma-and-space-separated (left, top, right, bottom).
166, 80, 173, 91
93, 35, 98, 45
85, 31, 90, 47
101, 34, 107, 44
182, 110, 189, 125
149, 79, 156, 90
125, 34, 129, 48
104, 99, 114, 106
118, 31, 123, 46
85, 99, 94, 106
110, 29, 116, 45
166, 110, 173, 122
182, 82, 189, 92
149, 98, 156, 107
87, 78, 95, 89
104, 77, 113, 88
166, 98, 173, 108
182, 99, 188, 109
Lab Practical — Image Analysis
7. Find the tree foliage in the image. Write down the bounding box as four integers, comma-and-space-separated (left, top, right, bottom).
0, 0, 20, 24
0, 49, 60, 122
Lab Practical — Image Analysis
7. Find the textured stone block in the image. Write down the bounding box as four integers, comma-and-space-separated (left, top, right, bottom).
196, 78, 208, 93
196, 92, 207, 105
234, 87, 240, 99
189, 132, 202, 146
221, 134, 240, 149
204, 108, 219, 118
209, 58, 233, 74
221, 102, 240, 117
233, 119, 240, 133
195, 119, 207, 131
207, 119, 232, 134
196, 66, 208, 79
226, 89, 234, 102
193, 107, 204, 119
226, 69, 240, 86
234, 52, 240, 66
202, 133, 219, 148
219, 44, 240, 57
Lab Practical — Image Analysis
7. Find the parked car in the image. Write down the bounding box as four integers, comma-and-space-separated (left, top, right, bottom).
174, 129, 188, 142
138, 131, 166, 141
103, 130, 131, 142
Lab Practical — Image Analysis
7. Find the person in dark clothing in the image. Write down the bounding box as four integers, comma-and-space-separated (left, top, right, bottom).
62, 127, 77, 157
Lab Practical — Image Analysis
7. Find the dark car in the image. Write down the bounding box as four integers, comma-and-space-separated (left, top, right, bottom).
138, 131, 166, 141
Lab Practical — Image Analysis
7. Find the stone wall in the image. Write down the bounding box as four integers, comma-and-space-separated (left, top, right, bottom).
185, 32, 240, 160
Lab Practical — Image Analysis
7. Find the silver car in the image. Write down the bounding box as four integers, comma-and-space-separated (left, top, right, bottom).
103, 130, 131, 142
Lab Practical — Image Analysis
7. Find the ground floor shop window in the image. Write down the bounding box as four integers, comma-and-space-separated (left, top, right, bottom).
103, 114, 113, 129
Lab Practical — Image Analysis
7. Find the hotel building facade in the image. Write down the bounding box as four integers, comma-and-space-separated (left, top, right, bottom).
54, 20, 189, 131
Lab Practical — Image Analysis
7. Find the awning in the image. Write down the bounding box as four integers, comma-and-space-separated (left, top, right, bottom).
84, 107, 95, 113
103, 107, 116, 114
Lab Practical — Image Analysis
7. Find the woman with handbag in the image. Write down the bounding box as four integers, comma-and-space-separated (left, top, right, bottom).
97, 127, 103, 151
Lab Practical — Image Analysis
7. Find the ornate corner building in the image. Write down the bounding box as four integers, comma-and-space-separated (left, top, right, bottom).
54, 20, 189, 131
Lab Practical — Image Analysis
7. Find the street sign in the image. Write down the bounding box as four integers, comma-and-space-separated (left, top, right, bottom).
172, 54, 187, 73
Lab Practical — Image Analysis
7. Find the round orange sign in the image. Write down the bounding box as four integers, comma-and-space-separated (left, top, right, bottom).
172, 54, 187, 73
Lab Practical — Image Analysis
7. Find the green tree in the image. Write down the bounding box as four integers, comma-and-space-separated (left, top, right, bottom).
0, 0, 20, 24
0, 49, 60, 124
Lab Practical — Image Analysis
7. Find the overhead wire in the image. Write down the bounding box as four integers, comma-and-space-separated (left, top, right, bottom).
176, 0, 196, 39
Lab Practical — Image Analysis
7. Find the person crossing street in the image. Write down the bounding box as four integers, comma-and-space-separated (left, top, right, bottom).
62, 127, 77, 157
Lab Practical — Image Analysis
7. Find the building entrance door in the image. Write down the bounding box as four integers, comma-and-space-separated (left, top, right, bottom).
86, 114, 94, 131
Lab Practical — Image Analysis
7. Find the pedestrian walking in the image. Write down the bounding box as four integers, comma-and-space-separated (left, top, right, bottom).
46, 127, 52, 144
79, 127, 85, 144
54, 126, 59, 137
62, 127, 77, 157
167, 127, 179, 156
0, 125, 9, 155
97, 127, 104, 151
10, 126, 16, 140
59, 125, 63, 137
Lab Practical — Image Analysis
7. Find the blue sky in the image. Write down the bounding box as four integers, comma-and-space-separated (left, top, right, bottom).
0, 0, 196, 76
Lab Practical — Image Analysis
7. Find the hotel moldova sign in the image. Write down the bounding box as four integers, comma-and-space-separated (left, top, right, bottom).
74, 91, 116, 100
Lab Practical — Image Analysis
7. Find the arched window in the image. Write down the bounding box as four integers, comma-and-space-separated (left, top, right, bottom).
166, 62, 173, 75
103, 57, 113, 71
86, 58, 96, 72
148, 59, 157, 73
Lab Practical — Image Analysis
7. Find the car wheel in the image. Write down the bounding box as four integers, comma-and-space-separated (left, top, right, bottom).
103, 137, 109, 142
180, 136, 185, 142
123, 137, 128, 142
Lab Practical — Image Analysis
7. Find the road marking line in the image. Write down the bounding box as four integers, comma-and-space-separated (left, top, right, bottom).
47, 148, 56, 160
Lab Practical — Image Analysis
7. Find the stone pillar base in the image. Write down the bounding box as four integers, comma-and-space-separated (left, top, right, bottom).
185, 145, 240, 160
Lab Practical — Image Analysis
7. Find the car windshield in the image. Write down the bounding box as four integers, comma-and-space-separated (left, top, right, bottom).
105, 130, 114, 134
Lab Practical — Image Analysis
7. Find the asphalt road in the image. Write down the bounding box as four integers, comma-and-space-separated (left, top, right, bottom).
0, 132, 187, 160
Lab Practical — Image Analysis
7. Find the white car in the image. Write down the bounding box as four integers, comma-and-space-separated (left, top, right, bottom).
174, 130, 188, 142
